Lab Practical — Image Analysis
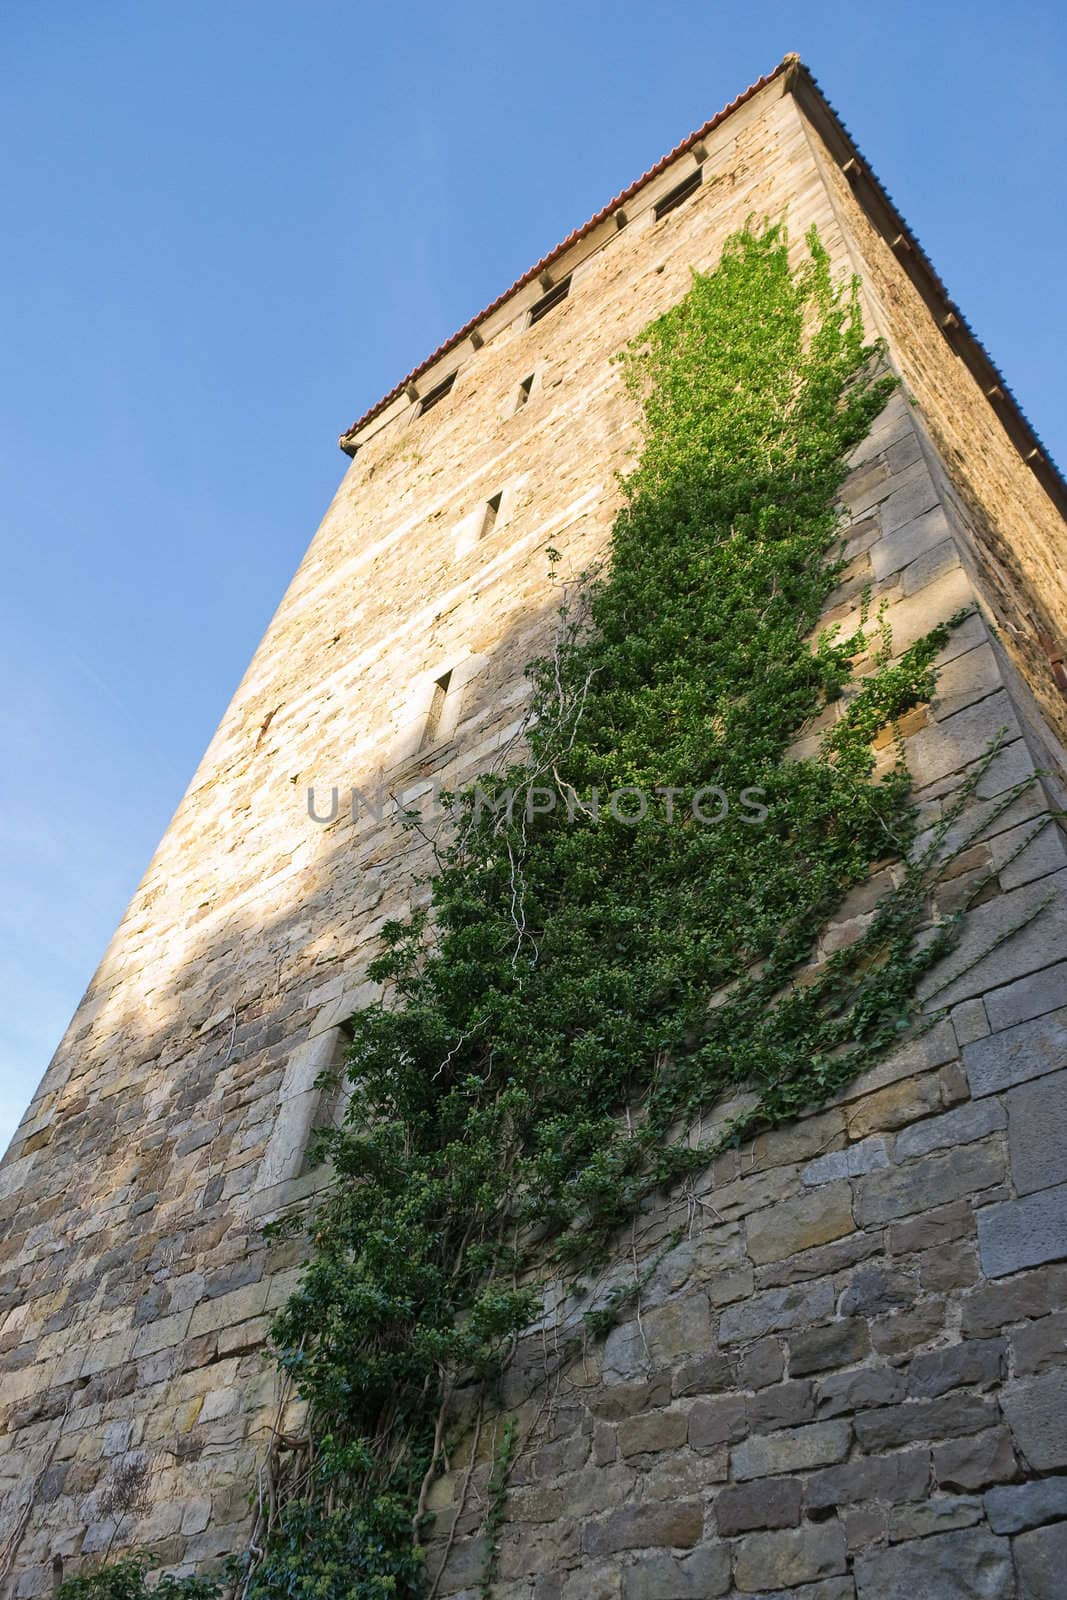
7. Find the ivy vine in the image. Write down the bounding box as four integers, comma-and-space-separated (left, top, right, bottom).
72, 220, 1013, 1598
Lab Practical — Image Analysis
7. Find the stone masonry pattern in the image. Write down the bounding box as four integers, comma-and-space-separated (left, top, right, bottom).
0, 65, 1065, 1600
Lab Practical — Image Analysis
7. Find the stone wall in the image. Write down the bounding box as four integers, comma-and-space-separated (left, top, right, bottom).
420, 381, 1067, 1600
0, 68, 1064, 1600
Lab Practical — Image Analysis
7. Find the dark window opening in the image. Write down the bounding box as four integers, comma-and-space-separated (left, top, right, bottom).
515, 374, 535, 411
421, 670, 453, 749
481, 492, 502, 540
418, 372, 457, 415
529, 276, 572, 324
654, 168, 702, 221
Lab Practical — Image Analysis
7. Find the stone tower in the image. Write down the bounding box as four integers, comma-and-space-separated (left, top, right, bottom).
2, 55, 1066, 1600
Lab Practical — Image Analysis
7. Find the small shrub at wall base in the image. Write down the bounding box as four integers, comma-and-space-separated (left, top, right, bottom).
67, 221, 1011, 1598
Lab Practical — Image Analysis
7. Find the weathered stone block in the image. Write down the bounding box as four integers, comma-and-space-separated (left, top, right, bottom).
839, 1264, 915, 1317
616, 1408, 688, 1459
804, 1447, 929, 1510
854, 1392, 999, 1451
984, 960, 1067, 1032
888, 1199, 974, 1256
732, 1523, 847, 1593
671, 1350, 733, 1399
893, 1098, 1006, 1162
853, 1527, 1013, 1599
602, 1295, 712, 1382
964, 1006, 1067, 1098
731, 1420, 851, 1481
1000, 1370, 1067, 1469
714, 1475, 802, 1535
1005, 1069, 1067, 1195
747, 1380, 814, 1432
619, 1546, 731, 1600
854, 1142, 1004, 1227
737, 1338, 784, 1390
907, 1338, 1005, 1398
788, 1319, 870, 1376
977, 1182, 1067, 1278
984, 1473, 1067, 1533
933, 1426, 1017, 1491
1011, 1310, 1067, 1376
687, 1395, 746, 1452
581, 1500, 703, 1556
718, 1280, 835, 1345
744, 1184, 854, 1265
816, 1365, 905, 1417
1012, 1520, 1067, 1600
801, 1138, 888, 1187
885, 1494, 983, 1541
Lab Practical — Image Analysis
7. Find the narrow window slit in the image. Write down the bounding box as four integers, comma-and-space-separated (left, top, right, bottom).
529, 276, 571, 324
515, 374, 535, 412
481, 492, 502, 540
418, 372, 457, 415
654, 168, 702, 221
421, 670, 453, 748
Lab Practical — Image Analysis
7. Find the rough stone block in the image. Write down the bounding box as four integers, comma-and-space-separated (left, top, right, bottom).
964, 1005, 1067, 1098
853, 1142, 1004, 1227
732, 1523, 847, 1593
747, 1380, 814, 1433
961, 1264, 1067, 1337
984, 960, 1067, 1032
1000, 1370, 1067, 1469
744, 1184, 855, 1265
804, 1447, 929, 1510
602, 1294, 712, 1382
977, 1182, 1067, 1278
1005, 1069, 1067, 1195
800, 1138, 889, 1187
933, 1426, 1017, 1491
731, 1420, 851, 1481
1012, 1520, 1067, 1600
907, 1339, 1005, 1398
816, 1365, 905, 1418
1011, 1310, 1067, 1376
853, 1527, 1012, 1599
616, 1408, 688, 1458
839, 1264, 915, 1317
581, 1500, 703, 1556
788, 1319, 869, 1376
888, 1199, 974, 1256
714, 1476, 802, 1535
885, 1494, 983, 1541
893, 1099, 1006, 1162
619, 1546, 731, 1599
984, 1473, 1067, 1533
718, 1280, 835, 1345
854, 1392, 998, 1451
686, 1396, 746, 1453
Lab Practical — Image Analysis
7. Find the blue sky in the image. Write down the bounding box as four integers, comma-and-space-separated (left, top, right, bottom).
1, 1, 1064, 1149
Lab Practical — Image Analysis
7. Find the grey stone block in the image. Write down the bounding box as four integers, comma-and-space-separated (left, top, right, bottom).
894, 1099, 1006, 1162
902, 538, 960, 596
854, 1142, 1004, 1228
1006, 1070, 1067, 1195
804, 1447, 929, 1510
733, 1523, 847, 1592
854, 1527, 1012, 1599
977, 1182, 1067, 1279
984, 1473, 1067, 1533
870, 503, 949, 577
855, 1393, 999, 1452
933, 1426, 1017, 1491
985, 961, 1067, 1032
1012, 1519, 1067, 1600
906, 689, 1020, 791
731, 1420, 851, 1481
907, 1339, 1005, 1398
801, 1137, 888, 1187
1000, 1370, 1067, 1469
964, 1006, 1067, 1098
620, 1546, 731, 1599
718, 1280, 835, 1345
923, 869, 1067, 1011
879, 467, 940, 535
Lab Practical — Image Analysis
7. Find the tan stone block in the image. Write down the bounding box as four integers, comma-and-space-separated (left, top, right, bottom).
745, 1183, 855, 1266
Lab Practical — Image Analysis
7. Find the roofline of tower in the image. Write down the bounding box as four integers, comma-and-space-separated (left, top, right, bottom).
338, 55, 1067, 525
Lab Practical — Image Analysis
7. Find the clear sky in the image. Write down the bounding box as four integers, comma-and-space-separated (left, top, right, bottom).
1, 1, 1064, 1150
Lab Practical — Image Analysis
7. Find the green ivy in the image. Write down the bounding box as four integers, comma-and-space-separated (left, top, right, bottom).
79, 220, 989, 1598
56, 1556, 220, 1600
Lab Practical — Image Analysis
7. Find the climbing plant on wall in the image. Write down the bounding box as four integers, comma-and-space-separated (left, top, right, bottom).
67, 220, 1008, 1599
230, 218, 990, 1599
